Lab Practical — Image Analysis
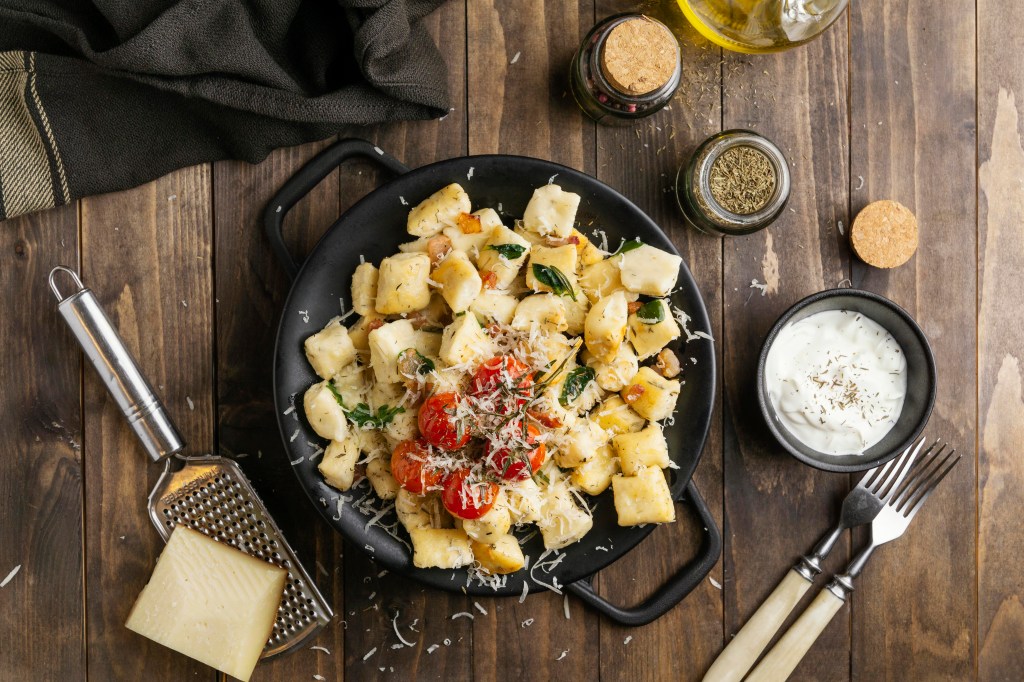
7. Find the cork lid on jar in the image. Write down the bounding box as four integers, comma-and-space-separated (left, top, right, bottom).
599, 16, 680, 96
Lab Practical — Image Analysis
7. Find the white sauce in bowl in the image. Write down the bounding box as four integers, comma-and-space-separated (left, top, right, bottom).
765, 310, 907, 456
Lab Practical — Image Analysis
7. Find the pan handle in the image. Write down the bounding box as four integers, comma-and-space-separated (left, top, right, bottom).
565, 479, 721, 627
263, 138, 410, 280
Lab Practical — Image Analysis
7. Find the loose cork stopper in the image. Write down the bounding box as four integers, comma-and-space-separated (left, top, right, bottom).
850, 200, 919, 268
600, 16, 678, 96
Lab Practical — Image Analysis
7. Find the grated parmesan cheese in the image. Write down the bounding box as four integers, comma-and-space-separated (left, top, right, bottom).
1, 565, 21, 588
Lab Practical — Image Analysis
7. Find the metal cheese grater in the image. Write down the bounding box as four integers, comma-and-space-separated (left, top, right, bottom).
49, 266, 333, 658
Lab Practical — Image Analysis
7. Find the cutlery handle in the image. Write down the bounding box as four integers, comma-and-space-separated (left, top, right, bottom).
702, 569, 812, 682
745, 587, 846, 682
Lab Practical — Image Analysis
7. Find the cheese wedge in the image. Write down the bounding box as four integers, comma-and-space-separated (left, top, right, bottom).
125, 526, 286, 682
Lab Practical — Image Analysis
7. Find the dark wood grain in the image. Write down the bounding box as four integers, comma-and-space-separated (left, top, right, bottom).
849, 1, 977, 679
466, 1, 602, 679
80, 167, 217, 681
977, 1, 1024, 677
212, 137, 348, 682
592, 2, 726, 680
0, 203, 83, 681
720, 13, 853, 682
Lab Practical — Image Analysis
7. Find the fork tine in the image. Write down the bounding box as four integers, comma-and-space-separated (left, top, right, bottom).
876, 437, 929, 502
901, 450, 961, 518
860, 437, 919, 491
892, 443, 949, 510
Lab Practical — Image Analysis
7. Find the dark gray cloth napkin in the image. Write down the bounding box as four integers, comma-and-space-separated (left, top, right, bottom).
0, 0, 450, 221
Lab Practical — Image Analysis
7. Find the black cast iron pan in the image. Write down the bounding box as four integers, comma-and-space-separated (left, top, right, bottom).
265, 138, 720, 626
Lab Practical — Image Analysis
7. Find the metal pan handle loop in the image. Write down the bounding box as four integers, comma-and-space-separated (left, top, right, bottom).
263, 138, 410, 280
565, 480, 722, 626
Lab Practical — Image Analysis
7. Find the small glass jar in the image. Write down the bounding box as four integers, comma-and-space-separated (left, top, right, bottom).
570, 14, 682, 125
676, 130, 791, 236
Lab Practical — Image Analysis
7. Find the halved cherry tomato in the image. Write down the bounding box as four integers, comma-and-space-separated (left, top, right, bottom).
390, 439, 443, 494
418, 392, 470, 450
471, 356, 533, 398
526, 407, 562, 429
441, 468, 499, 520
485, 423, 547, 481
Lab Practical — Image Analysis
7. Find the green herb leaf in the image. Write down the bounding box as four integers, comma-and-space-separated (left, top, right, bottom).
559, 366, 596, 407
614, 239, 643, 255
487, 243, 527, 260
531, 263, 577, 301
635, 300, 666, 324
326, 381, 405, 429
344, 402, 406, 429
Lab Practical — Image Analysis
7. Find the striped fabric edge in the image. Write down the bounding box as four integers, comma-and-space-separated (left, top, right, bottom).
0, 50, 71, 221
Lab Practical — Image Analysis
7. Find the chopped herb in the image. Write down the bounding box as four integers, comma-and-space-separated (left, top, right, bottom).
635, 300, 666, 324
532, 264, 577, 301
400, 348, 435, 375
345, 402, 406, 429
559, 366, 596, 407
326, 381, 405, 429
614, 239, 643, 255
487, 243, 527, 260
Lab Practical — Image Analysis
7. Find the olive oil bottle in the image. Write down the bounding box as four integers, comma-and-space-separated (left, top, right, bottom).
677, 0, 848, 53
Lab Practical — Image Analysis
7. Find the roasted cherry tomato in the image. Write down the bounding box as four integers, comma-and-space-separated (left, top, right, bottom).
418, 392, 470, 450
441, 468, 499, 520
486, 423, 546, 481
470, 356, 533, 401
390, 439, 443, 494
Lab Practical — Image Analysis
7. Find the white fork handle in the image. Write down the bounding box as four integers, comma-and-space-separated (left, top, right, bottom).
702, 570, 812, 682
745, 588, 846, 682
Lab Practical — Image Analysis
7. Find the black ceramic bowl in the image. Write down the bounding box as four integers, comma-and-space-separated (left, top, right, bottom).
756, 288, 936, 473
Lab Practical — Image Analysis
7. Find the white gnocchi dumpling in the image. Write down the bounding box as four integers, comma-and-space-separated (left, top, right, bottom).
376, 253, 432, 314
303, 380, 349, 442
617, 244, 682, 297
523, 184, 581, 238
304, 317, 356, 379
407, 183, 471, 237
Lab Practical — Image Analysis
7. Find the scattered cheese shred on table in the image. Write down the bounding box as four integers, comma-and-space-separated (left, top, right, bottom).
473, 602, 488, 616
362, 647, 377, 661
709, 576, 723, 590
624, 636, 633, 645
310, 645, 331, 655
451, 612, 474, 620
314, 675, 326, 681
427, 644, 440, 654
556, 650, 568, 661
1, 564, 20, 588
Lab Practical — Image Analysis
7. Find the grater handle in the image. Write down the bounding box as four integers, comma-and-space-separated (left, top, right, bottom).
49, 266, 184, 462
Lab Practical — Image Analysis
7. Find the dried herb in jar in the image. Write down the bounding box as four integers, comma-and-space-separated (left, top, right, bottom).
708, 146, 776, 215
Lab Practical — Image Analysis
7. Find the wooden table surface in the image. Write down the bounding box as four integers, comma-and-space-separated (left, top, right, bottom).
3, 0, 1021, 679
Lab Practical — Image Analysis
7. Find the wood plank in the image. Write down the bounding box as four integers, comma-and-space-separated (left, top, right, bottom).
466, 1, 600, 679
976, 0, 1024, 678
0, 204, 83, 681
848, 1, 977, 679
212, 138, 347, 682
720, 14, 852, 681
81, 167, 217, 681
592, 2, 726, 680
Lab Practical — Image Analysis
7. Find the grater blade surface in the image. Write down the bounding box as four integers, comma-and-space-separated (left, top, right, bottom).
147, 455, 333, 658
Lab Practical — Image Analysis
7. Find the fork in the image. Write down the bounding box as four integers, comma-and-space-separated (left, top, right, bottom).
746, 441, 961, 682
701, 438, 926, 682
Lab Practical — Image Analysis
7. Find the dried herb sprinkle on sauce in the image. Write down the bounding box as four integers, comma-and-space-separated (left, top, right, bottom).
708, 146, 776, 215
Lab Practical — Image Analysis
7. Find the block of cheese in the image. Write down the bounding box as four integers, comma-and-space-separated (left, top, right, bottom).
125, 526, 286, 682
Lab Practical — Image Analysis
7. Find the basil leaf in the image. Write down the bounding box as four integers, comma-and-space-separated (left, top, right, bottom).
325, 380, 346, 408
531, 263, 577, 301
636, 300, 666, 324
487, 243, 527, 260
614, 239, 643, 255
559, 366, 596, 407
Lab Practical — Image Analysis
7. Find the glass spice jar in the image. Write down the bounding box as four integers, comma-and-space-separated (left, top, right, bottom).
570, 14, 682, 124
675, 129, 791, 236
